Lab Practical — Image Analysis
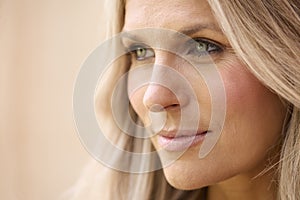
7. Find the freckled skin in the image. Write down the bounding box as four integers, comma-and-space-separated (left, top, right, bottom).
124, 0, 287, 199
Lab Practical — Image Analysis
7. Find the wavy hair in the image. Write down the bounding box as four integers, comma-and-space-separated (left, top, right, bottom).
69, 0, 300, 199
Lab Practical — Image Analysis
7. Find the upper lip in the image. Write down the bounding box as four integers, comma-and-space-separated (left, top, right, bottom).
158, 129, 208, 138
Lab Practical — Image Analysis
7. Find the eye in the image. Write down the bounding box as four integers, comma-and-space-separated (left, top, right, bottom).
129, 45, 155, 61
188, 38, 223, 57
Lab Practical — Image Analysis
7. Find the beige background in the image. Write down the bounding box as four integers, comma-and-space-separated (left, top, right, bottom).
0, 0, 106, 199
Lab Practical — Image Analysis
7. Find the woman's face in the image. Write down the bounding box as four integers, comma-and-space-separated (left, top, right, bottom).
123, 0, 287, 189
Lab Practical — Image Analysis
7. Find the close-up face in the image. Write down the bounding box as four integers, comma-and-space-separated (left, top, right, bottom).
123, 0, 287, 190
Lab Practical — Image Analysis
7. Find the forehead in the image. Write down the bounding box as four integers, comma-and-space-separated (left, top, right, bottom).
124, 0, 216, 31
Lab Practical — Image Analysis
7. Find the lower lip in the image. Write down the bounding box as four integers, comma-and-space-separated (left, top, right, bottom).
157, 132, 207, 152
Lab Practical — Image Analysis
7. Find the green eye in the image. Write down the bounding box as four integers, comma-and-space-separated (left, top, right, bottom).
130, 45, 155, 61
136, 47, 147, 59
191, 39, 223, 56
196, 42, 208, 53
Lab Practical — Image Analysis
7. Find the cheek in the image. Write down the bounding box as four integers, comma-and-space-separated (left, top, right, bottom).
221, 62, 283, 125
222, 67, 264, 114
128, 86, 150, 125
218, 60, 286, 169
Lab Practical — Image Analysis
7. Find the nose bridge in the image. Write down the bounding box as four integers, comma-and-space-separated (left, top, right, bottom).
153, 50, 176, 68
142, 50, 187, 111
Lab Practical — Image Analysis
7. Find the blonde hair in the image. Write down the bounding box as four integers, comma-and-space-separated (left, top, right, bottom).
207, 1, 300, 199
70, 0, 300, 199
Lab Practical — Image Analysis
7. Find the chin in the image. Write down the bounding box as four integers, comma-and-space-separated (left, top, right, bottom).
162, 162, 211, 190
161, 155, 237, 191
163, 171, 207, 190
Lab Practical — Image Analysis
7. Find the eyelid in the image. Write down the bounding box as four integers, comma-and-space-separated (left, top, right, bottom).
123, 37, 224, 61
190, 37, 224, 50
126, 43, 155, 61
127, 43, 151, 52
184, 37, 224, 57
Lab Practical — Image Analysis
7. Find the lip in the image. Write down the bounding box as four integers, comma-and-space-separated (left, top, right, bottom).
157, 130, 208, 152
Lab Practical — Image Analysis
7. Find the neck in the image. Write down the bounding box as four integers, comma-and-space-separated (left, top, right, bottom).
207, 167, 278, 200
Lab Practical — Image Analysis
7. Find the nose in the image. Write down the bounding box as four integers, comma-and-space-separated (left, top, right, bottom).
143, 83, 180, 111
142, 51, 189, 112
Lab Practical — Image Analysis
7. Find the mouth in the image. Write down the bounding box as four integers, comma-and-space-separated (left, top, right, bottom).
157, 130, 209, 152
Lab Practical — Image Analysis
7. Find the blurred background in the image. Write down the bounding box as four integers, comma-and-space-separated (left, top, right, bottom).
0, 0, 106, 199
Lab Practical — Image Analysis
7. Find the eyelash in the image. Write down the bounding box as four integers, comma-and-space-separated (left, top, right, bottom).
128, 44, 155, 61
189, 38, 223, 57
127, 38, 223, 61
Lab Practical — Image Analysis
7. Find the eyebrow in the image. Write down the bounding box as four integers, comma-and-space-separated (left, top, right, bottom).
179, 24, 222, 35
121, 23, 222, 41
121, 31, 141, 41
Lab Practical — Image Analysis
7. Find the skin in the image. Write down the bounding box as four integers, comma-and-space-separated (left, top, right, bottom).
123, 0, 287, 199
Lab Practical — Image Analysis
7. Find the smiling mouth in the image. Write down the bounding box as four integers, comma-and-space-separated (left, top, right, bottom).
157, 130, 209, 152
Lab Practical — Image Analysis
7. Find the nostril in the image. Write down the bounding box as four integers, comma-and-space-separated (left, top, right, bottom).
149, 104, 165, 112
149, 103, 180, 112
149, 103, 181, 112
142, 82, 183, 111
168, 104, 180, 109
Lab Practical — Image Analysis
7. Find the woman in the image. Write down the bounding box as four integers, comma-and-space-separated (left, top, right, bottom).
71, 0, 300, 199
